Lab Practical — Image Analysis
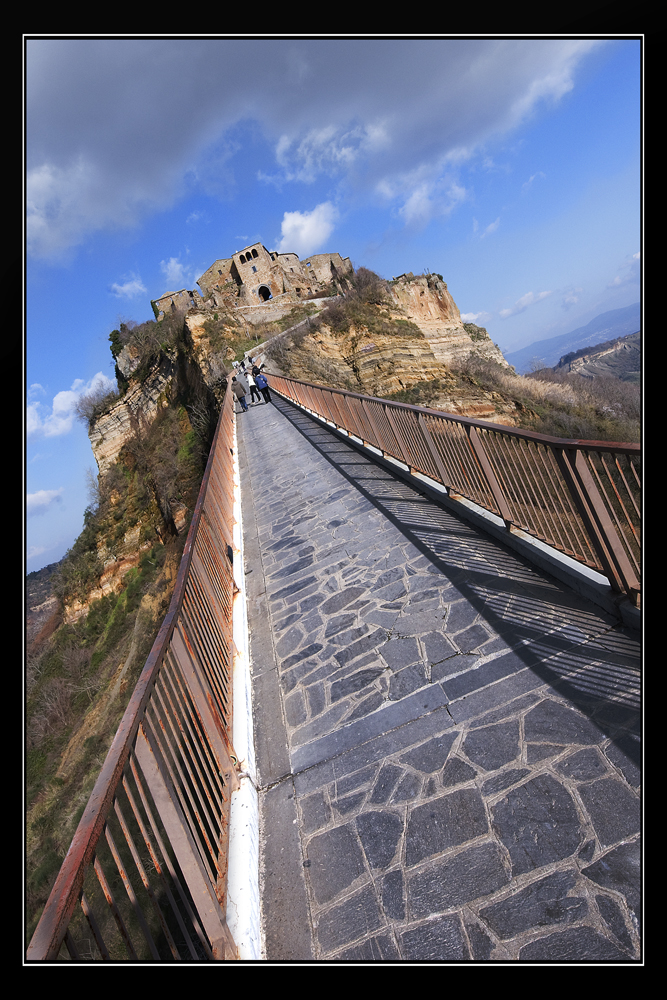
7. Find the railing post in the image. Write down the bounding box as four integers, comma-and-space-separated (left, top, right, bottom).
465, 425, 514, 528
134, 724, 237, 960
417, 412, 451, 489
384, 405, 411, 466
553, 447, 640, 600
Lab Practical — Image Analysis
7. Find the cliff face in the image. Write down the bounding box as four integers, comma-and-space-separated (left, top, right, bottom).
389, 274, 507, 368
66, 325, 222, 625
89, 352, 175, 476
261, 273, 519, 423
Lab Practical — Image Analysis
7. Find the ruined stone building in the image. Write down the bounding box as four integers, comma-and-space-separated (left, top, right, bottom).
152, 243, 352, 321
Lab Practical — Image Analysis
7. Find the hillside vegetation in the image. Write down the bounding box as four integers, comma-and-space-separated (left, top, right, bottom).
454, 356, 640, 443
26, 311, 221, 944
265, 269, 640, 444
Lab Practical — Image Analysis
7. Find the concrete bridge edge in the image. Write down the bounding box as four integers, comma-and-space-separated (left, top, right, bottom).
234, 409, 316, 961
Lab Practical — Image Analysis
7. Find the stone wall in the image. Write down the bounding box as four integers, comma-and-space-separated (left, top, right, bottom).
193, 244, 353, 318
152, 287, 204, 321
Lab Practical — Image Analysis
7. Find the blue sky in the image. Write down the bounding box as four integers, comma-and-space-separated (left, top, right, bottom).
25, 37, 641, 574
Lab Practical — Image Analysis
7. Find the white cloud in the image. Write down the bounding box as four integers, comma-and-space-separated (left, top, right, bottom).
274, 121, 390, 184
522, 171, 546, 191
111, 274, 147, 298
27, 544, 49, 562
562, 287, 583, 308
480, 217, 500, 239
160, 257, 191, 289
26, 38, 603, 258
399, 184, 434, 227
499, 290, 552, 318
398, 175, 467, 228
607, 251, 640, 289
27, 402, 44, 437
28, 372, 116, 438
277, 202, 339, 256
27, 488, 64, 517
460, 311, 491, 324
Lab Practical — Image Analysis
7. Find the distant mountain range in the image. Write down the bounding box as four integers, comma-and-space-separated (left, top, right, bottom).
553, 331, 640, 383
504, 303, 641, 374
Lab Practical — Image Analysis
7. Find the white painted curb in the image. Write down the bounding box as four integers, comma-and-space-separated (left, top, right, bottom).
226, 414, 261, 960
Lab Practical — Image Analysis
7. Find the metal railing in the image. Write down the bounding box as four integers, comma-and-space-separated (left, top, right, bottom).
27, 383, 239, 961
268, 374, 641, 606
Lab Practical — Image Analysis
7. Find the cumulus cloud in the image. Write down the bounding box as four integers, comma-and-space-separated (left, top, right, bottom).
160, 257, 192, 290
27, 488, 64, 517
460, 311, 491, 324
499, 290, 552, 318
27, 38, 602, 258
28, 372, 116, 438
277, 202, 339, 256
111, 274, 147, 298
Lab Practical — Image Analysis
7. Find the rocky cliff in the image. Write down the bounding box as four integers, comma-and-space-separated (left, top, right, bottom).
259, 272, 523, 424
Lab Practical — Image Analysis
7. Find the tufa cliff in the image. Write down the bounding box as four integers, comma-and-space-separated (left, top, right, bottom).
258, 270, 526, 425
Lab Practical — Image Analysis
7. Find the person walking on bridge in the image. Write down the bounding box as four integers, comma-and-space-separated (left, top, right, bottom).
255, 371, 272, 404
248, 370, 262, 404
231, 376, 248, 412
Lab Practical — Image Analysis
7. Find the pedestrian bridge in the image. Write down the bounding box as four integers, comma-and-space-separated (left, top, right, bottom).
27, 376, 641, 963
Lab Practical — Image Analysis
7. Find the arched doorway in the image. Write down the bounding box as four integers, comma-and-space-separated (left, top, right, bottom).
258, 285, 271, 301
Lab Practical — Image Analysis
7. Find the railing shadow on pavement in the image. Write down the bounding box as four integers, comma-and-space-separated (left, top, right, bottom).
261, 390, 639, 774
267, 374, 641, 611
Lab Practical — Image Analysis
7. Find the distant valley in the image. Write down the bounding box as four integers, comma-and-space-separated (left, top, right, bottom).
551, 331, 640, 383
505, 303, 641, 374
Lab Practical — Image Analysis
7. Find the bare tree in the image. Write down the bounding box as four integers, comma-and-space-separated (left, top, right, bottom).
75, 384, 119, 426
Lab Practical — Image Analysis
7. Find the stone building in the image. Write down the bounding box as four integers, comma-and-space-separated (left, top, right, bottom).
194, 243, 352, 311
151, 287, 204, 321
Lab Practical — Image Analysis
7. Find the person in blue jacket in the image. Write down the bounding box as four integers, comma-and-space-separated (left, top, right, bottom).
254, 371, 272, 404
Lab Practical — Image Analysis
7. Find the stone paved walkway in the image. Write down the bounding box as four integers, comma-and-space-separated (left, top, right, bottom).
237, 394, 641, 963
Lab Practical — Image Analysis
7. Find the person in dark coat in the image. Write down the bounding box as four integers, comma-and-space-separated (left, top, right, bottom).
231, 376, 248, 411
254, 371, 271, 403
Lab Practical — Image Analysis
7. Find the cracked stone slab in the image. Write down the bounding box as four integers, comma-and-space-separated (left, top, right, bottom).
239, 398, 641, 962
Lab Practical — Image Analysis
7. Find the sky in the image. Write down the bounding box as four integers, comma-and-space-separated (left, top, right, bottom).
25, 36, 642, 574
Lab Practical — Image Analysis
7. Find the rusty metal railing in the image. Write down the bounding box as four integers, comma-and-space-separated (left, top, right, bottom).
268, 374, 641, 606
27, 383, 239, 961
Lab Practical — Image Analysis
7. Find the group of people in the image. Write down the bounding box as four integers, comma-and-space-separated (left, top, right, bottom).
230, 358, 272, 413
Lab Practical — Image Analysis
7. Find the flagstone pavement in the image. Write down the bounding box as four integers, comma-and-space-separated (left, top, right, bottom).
237, 392, 641, 963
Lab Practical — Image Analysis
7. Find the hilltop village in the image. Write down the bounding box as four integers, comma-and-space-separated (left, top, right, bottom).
151, 243, 353, 321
